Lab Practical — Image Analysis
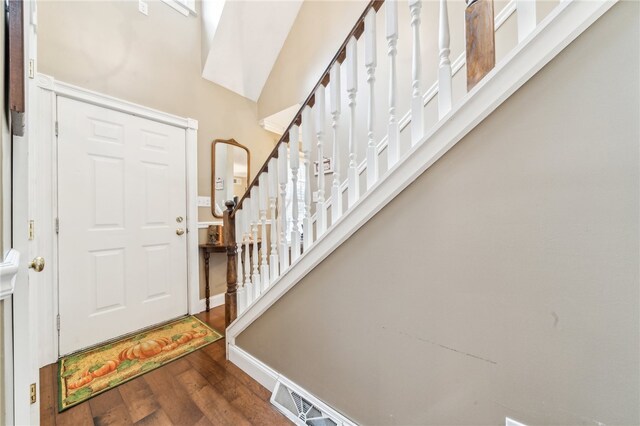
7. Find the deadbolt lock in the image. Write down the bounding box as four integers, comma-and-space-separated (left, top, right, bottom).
176, 216, 184, 223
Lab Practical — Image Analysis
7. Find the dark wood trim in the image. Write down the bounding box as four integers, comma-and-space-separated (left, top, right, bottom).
465, 0, 496, 91
211, 138, 250, 218
8, 0, 25, 136
232, 0, 385, 216
223, 201, 237, 328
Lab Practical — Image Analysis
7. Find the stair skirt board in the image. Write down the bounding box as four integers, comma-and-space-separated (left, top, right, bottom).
228, 344, 357, 426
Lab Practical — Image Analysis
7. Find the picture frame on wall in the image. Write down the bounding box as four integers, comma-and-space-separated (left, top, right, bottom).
314, 157, 333, 176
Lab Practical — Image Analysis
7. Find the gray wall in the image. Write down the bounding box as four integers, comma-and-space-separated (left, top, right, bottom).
236, 2, 640, 425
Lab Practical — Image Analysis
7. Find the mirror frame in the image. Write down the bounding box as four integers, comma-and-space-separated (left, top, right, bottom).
211, 138, 250, 218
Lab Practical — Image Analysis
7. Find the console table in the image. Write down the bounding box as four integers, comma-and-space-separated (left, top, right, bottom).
199, 243, 226, 312
199, 241, 261, 312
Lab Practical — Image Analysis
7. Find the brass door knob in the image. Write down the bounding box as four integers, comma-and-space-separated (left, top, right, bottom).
176, 228, 185, 236
29, 257, 45, 272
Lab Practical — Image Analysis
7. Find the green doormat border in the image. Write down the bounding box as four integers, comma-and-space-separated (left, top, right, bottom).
57, 315, 223, 412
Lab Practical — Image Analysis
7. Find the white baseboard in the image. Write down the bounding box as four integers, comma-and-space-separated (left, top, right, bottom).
228, 343, 357, 425
227, 343, 279, 391
195, 292, 225, 313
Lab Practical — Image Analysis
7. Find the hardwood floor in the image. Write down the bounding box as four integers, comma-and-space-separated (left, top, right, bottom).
40, 306, 291, 426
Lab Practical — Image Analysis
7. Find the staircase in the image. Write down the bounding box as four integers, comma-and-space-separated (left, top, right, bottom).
222, 0, 618, 419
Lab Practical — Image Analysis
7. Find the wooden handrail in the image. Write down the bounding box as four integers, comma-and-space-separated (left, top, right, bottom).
232, 0, 385, 216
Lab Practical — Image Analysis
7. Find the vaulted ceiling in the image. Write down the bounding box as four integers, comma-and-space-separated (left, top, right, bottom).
201, 0, 303, 102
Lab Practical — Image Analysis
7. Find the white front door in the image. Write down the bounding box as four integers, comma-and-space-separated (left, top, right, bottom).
57, 97, 188, 355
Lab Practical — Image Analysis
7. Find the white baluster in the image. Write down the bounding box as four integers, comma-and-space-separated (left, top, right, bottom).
438, 0, 452, 119
289, 125, 301, 261
235, 209, 245, 314
258, 173, 269, 291
268, 158, 279, 281
301, 106, 314, 250
278, 142, 290, 272
516, 0, 536, 43
346, 36, 359, 208
330, 65, 343, 222
315, 86, 328, 236
386, 0, 400, 168
409, 0, 424, 145
250, 187, 261, 300
243, 200, 253, 306
365, 9, 378, 189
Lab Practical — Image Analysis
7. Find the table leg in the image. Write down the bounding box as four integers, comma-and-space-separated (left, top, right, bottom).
204, 250, 211, 312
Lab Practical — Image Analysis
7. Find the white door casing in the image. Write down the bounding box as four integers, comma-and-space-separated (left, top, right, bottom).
33, 75, 199, 367
10, 2, 42, 424
57, 97, 189, 355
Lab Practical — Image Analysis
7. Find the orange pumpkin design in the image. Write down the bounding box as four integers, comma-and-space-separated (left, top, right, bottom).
90, 359, 120, 378
68, 371, 93, 390
119, 337, 171, 361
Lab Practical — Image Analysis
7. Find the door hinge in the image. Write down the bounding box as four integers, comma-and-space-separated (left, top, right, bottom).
55, 121, 59, 137
28, 220, 35, 240
30, 383, 36, 404
55, 218, 59, 234
28, 59, 35, 79
56, 314, 60, 331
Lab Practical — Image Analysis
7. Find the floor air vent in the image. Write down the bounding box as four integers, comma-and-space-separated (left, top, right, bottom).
271, 377, 356, 426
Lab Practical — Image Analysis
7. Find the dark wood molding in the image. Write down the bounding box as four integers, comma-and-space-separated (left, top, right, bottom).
223, 201, 237, 328
465, 0, 496, 91
232, 0, 385, 216
8, 0, 25, 136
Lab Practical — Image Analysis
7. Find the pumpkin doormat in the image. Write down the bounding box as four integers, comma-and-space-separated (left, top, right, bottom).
57, 316, 223, 411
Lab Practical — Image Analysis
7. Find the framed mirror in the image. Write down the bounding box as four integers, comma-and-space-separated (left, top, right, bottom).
211, 138, 250, 218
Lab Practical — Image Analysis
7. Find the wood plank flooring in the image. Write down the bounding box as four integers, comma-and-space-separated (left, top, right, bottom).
40, 306, 291, 426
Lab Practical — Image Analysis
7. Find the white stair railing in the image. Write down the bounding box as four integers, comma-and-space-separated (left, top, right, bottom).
364, 8, 378, 190
301, 106, 314, 250
226, 0, 554, 323
330, 65, 343, 221
386, 0, 400, 168
315, 86, 328, 236
346, 36, 359, 208
268, 158, 280, 283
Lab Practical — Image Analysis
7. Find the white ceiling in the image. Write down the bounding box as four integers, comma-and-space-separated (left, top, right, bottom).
259, 103, 301, 135
201, 0, 303, 102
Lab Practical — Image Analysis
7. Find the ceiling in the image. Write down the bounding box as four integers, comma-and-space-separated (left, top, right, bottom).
259, 103, 301, 135
201, 0, 303, 102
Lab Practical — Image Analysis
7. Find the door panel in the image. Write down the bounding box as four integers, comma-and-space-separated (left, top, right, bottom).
57, 97, 187, 355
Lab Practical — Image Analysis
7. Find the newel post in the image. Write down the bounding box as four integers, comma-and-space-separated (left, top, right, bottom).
224, 200, 238, 328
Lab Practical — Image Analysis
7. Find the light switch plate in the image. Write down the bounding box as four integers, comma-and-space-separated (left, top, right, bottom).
198, 196, 211, 207
506, 418, 527, 426
138, 0, 148, 15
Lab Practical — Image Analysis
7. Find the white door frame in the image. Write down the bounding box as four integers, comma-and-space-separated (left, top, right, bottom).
33, 74, 200, 366
8, 1, 41, 424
